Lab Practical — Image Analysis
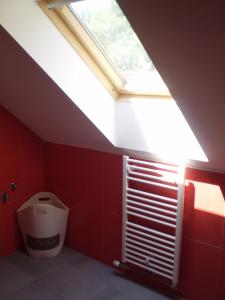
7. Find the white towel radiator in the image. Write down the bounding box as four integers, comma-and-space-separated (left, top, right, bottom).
121, 156, 185, 288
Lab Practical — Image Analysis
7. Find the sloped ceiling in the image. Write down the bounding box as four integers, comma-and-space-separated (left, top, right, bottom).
1, 1, 225, 172
0, 26, 115, 153
118, 0, 225, 171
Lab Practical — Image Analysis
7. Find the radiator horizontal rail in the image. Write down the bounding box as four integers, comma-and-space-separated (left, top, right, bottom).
126, 253, 173, 275
126, 243, 174, 264
127, 205, 177, 222
128, 170, 177, 185
128, 176, 178, 191
127, 188, 177, 204
126, 232, 175, 252
128, 164, 177, 178
127, 194, 177, 210
126, 222, 176, 240
127, 199, 177, 216
127, 211, 176, 228
126, 248, 174, 270
127, 227, 175, 246
126, 258, 172, 280
126, 238, 175, 258
127, 158, 178, 172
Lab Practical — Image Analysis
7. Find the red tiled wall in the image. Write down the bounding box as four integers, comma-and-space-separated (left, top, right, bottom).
45, 142, 225, 300
45, 143, 122, 265
0, 106, 45, 256
180, 169, 225, 299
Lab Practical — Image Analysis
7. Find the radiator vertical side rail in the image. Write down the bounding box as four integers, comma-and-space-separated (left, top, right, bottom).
122, 156, 128, 263
172, 166, 185, 287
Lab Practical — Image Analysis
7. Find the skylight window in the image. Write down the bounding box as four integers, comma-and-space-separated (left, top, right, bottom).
69, 0, 169, 95
39, 0, 171, 98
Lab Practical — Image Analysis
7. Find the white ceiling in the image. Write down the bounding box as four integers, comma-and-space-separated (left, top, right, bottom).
1, 0, 225, 172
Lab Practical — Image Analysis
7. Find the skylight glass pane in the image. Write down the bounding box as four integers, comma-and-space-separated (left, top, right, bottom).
70, 0, 169, 94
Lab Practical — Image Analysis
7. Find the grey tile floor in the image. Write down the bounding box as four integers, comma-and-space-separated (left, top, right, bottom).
0, 247, 173, 300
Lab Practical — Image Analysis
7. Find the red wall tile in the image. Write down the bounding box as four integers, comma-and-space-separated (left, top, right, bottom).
183, 180, 225, 247
101, 212, 122, 265
102, 153, 123, 216
179, 238, 222, 300
45, 143, 122, 266
45, 143, 225, 300
0, 106, 45, 256
217, 249, 225, 299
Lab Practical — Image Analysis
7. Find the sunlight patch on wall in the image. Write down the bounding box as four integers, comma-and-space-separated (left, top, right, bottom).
189, 181, 225, 217
131, 99, 208, 163
116, 99, 208, 165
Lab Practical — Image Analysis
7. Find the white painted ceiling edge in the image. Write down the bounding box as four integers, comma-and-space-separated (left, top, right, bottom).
0, 0, 220, 172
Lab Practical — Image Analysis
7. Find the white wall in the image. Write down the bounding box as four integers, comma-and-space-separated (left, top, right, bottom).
0, 0, 115, 145
116, 98, 208, 164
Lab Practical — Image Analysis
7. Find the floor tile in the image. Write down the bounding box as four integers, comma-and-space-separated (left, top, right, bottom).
6, 246, 80, 278
3, 279, 62, 300
70, 254, 171, 300
0, 258, 33, 296
37, 264, 110, 300
3, 247, 172, 300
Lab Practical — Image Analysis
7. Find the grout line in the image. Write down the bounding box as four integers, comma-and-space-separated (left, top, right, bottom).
182, 236, 225, 250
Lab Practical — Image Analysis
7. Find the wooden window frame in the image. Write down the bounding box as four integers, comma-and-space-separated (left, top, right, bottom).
38, 0, 172, 101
